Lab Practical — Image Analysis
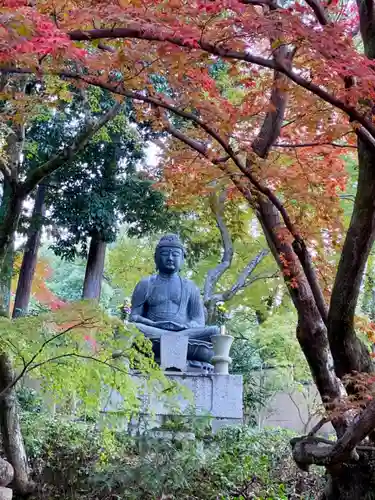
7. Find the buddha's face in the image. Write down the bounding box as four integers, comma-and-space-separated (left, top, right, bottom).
156, 246, 183, 274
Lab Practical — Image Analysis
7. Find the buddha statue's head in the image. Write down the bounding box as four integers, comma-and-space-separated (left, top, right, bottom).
155, 234, 185, 275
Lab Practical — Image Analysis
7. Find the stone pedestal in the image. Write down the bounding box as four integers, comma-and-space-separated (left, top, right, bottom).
0, 460, 13, 489
103, 372, 243, 433
0, 487, 12, 500
160, 334, 188, 371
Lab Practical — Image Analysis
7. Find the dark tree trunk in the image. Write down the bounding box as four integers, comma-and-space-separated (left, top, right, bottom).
327, 137, 375, 378
0, 355, 32, 495
0, 185, 23, 286
323, 453, 375, 500
13, 184, 46, 318
0, 182, 32, 494
256, 196, 345, 409
82, 232, 106, 300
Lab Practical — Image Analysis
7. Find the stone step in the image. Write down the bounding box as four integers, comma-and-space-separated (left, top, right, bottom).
0, 487, 12, 500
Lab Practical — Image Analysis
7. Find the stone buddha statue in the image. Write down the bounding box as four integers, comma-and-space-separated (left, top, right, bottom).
129, 234, 219, 369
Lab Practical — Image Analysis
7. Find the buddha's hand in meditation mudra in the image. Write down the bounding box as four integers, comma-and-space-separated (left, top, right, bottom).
130, 315, 186, 332
153, 321, 186, 331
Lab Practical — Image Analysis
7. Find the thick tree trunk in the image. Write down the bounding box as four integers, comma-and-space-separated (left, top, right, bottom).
323, 453, 375, 500
0, 186, 23, 285
0, 355, 32, 495
0, 182, 32, 494
82, 232, 106, 300
255, 196, 345, 412
328, 137, 375, 378
13, 184, 46, 318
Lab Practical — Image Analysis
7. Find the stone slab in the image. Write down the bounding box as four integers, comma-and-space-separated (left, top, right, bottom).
211, 374, 243, 418
160, 334, 188, 371
0, 487, 12, 500
147, 373, 243, 420
0, 459, 13, 487
103, 372, 243, 428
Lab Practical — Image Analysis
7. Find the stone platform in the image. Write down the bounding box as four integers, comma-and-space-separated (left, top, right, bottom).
103, 371, 243, 433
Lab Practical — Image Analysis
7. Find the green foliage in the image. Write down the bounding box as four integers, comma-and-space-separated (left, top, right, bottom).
40, 247, 115, 308
229, 311, 279, 424
253, 310, 311, 386
0, 301, 171, 416
21, 411, 323, 500
107, 233, 157, 299
23, 87, 172, 261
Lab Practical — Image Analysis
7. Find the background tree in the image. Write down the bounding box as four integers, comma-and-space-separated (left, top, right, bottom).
13, 88, 171, 316
0, 74, 121, 492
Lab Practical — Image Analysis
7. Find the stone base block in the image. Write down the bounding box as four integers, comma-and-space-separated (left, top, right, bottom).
153, 372, 243, 420
160, 334, 188, 371
0, 487, 12, 500
104, 372, 243, 432
0, 459, 13, 487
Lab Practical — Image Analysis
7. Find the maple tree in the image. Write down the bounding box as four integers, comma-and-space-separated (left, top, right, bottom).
3, 0, 375, 497
0, 75, 121, 492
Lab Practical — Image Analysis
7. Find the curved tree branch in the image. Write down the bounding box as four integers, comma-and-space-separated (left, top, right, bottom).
292, 397, 375, 467
203, 189, 234, 302
62, 27, 375, 140
19, 102, 122, 196
221, 249, 270, 301
304, 0, 329, 25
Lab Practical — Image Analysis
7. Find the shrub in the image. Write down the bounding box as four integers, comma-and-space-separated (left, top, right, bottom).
21, 409, 323, 500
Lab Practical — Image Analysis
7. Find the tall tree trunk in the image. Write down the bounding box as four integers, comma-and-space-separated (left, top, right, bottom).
13, 184, 46, 318
82, 232, 106, 300
255, 195, 345, 413
0, 182, 32, 494
327, 137, 375, 378
323, 454, 375, 500
0, 355, 31, 495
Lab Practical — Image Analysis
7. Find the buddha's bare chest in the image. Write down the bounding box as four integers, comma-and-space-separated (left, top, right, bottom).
147, 281, 182, 309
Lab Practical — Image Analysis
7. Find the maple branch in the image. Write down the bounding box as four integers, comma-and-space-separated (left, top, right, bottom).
0, 319, 97, 398
252, 48, 291, 158
221, 249, 270, 301
303, 0, 329, 25
291, 397, 375, 466
97, 42, 115, 53
308, 417, 330, 436
293, 239, 328, 323
18, 102, 122, 196
203, 189, 234, 303
27, 353, 128, 377
273, 142, 357, 149
64, 26, 375, 140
